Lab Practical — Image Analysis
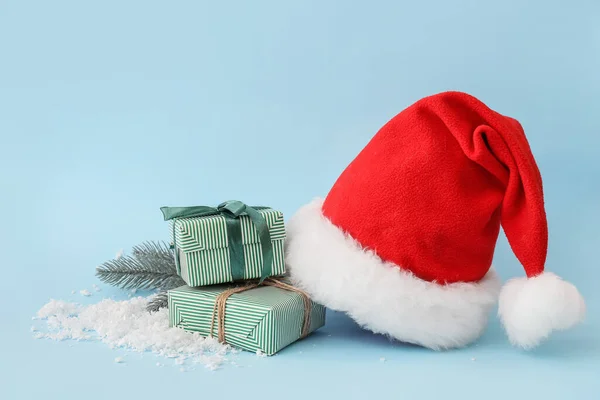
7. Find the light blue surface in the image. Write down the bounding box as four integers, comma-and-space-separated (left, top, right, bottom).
1, 1, 599, 399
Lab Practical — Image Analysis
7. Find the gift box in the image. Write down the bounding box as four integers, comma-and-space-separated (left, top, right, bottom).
161, 201, 286, 287
168, 279, 326, 355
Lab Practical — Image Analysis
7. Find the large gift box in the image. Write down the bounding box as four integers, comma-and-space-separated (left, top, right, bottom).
168, 279, 326, 355
161, 201, 286, 287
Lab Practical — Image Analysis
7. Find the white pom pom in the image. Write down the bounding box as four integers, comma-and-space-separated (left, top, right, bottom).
498, 272, 585, 349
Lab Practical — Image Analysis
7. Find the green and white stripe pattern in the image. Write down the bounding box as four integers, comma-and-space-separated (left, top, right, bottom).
171, 208, 286, 286
168, 284, 326, 355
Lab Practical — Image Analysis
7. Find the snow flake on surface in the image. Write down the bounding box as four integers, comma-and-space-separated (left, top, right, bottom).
80, 289, 92, 297
255, 350, 267, 358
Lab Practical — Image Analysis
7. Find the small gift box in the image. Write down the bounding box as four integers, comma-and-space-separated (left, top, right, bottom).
160, 201, 286, 287
168, 279, 326, 355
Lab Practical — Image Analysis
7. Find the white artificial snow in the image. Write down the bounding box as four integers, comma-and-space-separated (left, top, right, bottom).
115, 249, 124, 260
255, 350, 266, 358
33, 296, 231, 370
379, 357, 386, 362
92, 284, 101, 292
80, 289, 92, 297
71, 290, 76, 295
471, 357, 476, 362
114, 357, 125, 363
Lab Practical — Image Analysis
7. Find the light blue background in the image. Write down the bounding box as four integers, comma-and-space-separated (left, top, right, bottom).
1, 0, 599, 399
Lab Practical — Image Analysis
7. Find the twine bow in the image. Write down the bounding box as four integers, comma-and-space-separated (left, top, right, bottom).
209, 278, 313, 345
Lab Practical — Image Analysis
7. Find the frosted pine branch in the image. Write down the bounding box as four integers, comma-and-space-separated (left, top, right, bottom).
146, 291, 169, 313
96, 241, 185, 291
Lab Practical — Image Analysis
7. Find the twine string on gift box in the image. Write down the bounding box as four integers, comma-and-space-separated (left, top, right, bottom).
209, 278, 313, 344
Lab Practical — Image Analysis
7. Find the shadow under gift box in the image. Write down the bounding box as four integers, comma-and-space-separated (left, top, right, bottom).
168, 284, 326, 356
170, 208, 286, 287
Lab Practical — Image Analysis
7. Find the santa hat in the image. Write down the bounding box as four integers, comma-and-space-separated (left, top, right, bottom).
285, 91, 585, 350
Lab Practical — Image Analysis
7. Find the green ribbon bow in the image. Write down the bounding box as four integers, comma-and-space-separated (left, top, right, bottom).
160, 201, 273, 283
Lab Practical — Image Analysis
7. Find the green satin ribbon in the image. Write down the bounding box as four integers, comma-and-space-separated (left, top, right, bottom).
160, 201, 273, 283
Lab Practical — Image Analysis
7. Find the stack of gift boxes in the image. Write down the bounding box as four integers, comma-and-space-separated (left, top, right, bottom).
160, 201, 326, 356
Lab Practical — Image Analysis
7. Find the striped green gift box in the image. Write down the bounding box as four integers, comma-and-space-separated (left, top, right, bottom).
168, 284, 326, 355
170, 208, 286, 287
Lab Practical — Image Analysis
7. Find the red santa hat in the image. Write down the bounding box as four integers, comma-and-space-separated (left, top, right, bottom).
285, 91, 586, 350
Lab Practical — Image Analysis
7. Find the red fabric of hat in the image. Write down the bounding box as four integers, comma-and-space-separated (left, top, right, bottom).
323, 91, 546, 283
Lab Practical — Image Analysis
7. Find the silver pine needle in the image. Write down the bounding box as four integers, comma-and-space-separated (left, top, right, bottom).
96, 241, 185, 291
146, 291, 169, 313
